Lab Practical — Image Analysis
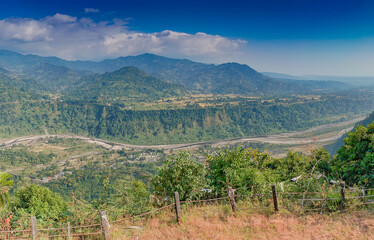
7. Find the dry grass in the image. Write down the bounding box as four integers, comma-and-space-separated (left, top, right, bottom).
111, 204, 374, 240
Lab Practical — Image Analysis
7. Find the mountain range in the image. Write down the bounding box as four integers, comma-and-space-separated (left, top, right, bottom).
263, 72, 374, 86
0, 50, 355, 98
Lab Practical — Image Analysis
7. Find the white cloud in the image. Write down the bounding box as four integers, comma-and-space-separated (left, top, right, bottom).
46, 13, 77, 23
84, 8, 100, 13
103, 30, 246, 57
0, 14, 247, 62
0, 19, 50, 42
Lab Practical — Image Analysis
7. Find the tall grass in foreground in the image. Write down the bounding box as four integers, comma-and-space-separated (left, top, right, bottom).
111, 205, 374, 240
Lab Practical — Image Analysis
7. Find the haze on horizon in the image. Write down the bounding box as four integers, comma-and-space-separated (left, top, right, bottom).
1, 0, 374, 78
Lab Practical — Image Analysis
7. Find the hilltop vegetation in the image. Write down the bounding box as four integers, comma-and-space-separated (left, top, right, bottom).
65, 67, 187, 101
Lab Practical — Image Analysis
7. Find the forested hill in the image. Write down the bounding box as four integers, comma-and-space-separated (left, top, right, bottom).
0, 72, 41, 102
0, 94, 373, 144
0, 66, 9, 74
64, 67, 188, 101
20, 63, 89, 90
0, 50, 352, 96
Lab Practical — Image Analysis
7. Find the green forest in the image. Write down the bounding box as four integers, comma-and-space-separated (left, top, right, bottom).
0, 92, 372, 144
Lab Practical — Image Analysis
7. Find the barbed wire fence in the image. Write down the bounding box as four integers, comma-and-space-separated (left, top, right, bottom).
1, 182, 373, 239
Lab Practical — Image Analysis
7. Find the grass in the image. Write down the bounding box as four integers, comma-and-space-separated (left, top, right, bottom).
111, 204, 374, 240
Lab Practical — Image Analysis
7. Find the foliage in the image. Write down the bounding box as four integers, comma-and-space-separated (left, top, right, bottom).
46, 160, 159, 202
206, 148, 271, 195
151, 152, 207, 201
0, 172, 13, 208
112, 177, 152, 215
14, 185, 67, 221
332, 121, 374, 187
266, 151, 314, 181
0, 148, 55, 167
0, 93, 372, 144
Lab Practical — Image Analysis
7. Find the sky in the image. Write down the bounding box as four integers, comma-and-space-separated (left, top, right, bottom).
1, 0, 374, 76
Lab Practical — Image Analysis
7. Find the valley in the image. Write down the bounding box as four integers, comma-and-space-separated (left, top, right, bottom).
0, 50, 373, 237
2, 2, 374, 239
0, 115, 364, 152
0, 115, 364, 200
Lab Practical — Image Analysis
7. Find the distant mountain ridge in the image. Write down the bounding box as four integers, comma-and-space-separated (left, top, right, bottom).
0, 50, 354, 96
263, 72, 374, 86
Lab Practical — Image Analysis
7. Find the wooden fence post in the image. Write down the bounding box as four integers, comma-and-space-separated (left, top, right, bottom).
362, 189, 366, 204
101, 211, 110, 240
31, 216, 37, 240
174, 192, 182, 224
271, 185, 279, 212
67, 222, 71, 240
228, 186, 236, 212
340, 182, 345, 211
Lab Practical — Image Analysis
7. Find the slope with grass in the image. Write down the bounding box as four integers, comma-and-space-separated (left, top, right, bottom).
112, 205, 374, 240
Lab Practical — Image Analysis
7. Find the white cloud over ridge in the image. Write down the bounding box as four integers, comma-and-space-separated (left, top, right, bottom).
0, 13, 247, 61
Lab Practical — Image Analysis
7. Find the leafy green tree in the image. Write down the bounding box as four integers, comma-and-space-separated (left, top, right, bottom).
14, 185, 67, 221
332, 122, 374, 187
113, 177, 151, 215
311, 148, 332, 177
206, 148, 270, 195
267, 151, 313, 181
151, 152, 207, 201
0, 172, 13, 208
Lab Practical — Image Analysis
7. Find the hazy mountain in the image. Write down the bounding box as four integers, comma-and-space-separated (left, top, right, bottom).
0, 50, 356, 95
262, 72, 303, 80
263, 72, 374, 86
21, 63, 90, 90
302, 75, 374, 86
276, 78, 352, 91
183, 62, 303, 95
65, 66, 188, 101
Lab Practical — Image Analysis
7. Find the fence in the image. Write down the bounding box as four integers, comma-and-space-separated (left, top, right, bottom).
1, 182, 374, 239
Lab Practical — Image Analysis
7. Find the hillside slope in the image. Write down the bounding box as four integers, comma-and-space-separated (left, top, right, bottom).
65, 66, 188, 101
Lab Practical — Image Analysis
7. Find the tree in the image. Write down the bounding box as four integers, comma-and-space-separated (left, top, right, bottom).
151, 152, 207, 201
15, 185, 67, 221
332, 122, 374, 187
206, 148, 270, 195
267, 151, 313, 181
0, 172, 13, 208
113, 177, 151, 215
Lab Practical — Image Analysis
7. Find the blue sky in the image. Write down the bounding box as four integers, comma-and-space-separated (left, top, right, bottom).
1, 0, 374, 76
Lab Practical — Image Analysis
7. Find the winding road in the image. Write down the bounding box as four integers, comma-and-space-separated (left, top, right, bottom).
0, 117, 364, 151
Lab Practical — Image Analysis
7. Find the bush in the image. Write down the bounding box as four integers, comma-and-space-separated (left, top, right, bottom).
14, 185, 67, 221
151, 152, 207, 201
332, 122, 374, 187
206, 148, 270, 196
